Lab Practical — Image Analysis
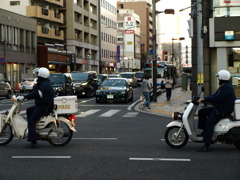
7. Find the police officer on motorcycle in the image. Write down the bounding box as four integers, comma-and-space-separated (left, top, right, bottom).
197, 70, 236, 152
24, 67, 55, 148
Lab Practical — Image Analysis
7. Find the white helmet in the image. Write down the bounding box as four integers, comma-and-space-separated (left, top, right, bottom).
33, 67, 50, 79
216, 70, 231, 81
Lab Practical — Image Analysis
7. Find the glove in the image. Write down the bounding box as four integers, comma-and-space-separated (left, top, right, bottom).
18, 96, 25, 101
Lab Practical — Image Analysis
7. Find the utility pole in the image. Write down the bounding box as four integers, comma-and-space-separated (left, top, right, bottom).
152, 0, 157, 102
197, 0, 203, 95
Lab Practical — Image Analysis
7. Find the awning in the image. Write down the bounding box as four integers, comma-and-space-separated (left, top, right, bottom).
48, 61, 70, 65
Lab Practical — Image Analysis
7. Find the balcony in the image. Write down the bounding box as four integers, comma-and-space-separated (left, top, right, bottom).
50, 10, 63, 24
26, 6, 50, 21
37, 26, 51, 38
50, 0, 63, 7
50, 29, 64, 41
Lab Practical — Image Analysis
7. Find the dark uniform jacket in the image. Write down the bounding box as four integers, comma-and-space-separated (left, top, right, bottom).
25, 78, 55, 108
204, 81, 236, 116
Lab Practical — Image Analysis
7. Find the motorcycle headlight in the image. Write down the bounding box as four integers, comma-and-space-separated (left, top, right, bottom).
172, 112, 183, 120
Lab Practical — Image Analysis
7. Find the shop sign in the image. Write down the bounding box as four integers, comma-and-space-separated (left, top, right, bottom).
109, 62, 115, 67
0, 57, 5, 63
225, 31, 234, 40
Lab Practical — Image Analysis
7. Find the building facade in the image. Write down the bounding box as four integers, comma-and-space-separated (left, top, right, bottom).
100, 0, 118, 74
117, 0, 153, 69
191, 0, 240, 97
0, 8, 37, 90
117, 9, 141, 72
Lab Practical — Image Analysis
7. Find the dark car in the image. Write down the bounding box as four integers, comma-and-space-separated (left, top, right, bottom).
48, 73, 74, 96
136, 72, 144, 86
0, 73, 12, 99
65, 71, 98, 97
95, 78, 133, 103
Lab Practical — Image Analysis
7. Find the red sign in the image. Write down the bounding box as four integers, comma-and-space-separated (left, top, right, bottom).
82, 59, 87, 64
224, 0, 231, 3
125, 30, 134, 34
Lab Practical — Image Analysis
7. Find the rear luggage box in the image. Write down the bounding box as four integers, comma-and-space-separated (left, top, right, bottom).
54, 96, 78, 114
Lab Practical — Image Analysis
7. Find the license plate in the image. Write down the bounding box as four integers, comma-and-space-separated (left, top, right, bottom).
107, 95, 113, 99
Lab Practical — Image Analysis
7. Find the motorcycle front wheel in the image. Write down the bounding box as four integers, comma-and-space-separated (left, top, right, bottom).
47, 121, 73, 146
165, 126, 189, 149
0, 123, 14, 146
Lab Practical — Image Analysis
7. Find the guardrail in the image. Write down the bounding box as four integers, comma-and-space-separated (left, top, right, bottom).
150, 84, 163, 101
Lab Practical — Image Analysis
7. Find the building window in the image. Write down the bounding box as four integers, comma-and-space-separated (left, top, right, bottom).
10, 1, 20, 6
213, 0, 240, 17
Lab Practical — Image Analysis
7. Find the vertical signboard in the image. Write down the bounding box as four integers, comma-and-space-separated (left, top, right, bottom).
124, 16, 134, 53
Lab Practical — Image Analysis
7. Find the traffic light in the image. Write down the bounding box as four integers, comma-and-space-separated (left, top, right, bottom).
164, 9, 175, 15
187, 19, 193, 38
163, 51, 168, 61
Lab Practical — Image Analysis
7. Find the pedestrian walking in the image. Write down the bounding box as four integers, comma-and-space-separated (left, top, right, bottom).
165, 74, 173, 101
141, 75, 152, 110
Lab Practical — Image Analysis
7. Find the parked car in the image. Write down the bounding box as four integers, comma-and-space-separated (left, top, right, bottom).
0, 74, 11, 99
18, 78, 37, 93
96, 78, 133, 103
65, 71, 98, 97
136, 72, 144, 86
97, 74, 108, 86
108, 74, 120, 78
48, 73, 74, 96
119, 72, 137, 88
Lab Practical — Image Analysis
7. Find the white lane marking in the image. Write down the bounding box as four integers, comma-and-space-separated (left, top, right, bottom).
72, 138, 117, 140
12, 156, 71, 159
78, 98, 95, 103
123, 112, 139, 117
129, 158, 191, 162
99, 110, 120, 117
127, 100, 140, 110
76, 109, 100, 117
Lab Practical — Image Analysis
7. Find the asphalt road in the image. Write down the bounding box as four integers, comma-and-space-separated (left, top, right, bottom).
0, 87, 239, 180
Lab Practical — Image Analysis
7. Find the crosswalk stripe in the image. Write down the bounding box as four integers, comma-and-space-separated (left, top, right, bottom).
123, 112, 139, 117
76, 109, 101, 117
99, 110, 121, 117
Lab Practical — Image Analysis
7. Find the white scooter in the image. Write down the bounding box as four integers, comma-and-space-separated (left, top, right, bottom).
165, 88, 240, 150
0, 95, 77, 146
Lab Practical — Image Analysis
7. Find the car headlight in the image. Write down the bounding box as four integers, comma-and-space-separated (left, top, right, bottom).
81, 82, 87, 86
119, 91, 126, 94
96, 90, 103, 95
55, 87, 64, 91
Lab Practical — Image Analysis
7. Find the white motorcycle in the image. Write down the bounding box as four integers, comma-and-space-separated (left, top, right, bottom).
0, 95, 77, 146
165, 89, 240, 150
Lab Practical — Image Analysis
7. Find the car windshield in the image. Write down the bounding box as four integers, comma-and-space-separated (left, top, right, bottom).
102, 79, 126, 87
108, 75, 118, 78
70, 73, 88, 81
22, 78, 36, 83
49, 74, 65, 84
136, 73, 144, 78
120, 74, 133, 78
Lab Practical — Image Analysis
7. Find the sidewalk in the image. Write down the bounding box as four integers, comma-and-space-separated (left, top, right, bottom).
136, 87, 192, 117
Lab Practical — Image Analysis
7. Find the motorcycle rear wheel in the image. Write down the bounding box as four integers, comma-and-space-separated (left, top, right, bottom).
165, 126, 189, 149
47, 121, 73, 146
0, 123, 14, 146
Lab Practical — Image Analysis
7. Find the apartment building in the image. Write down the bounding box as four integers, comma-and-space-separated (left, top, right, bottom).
117, 0, 153, 69
1, 0, 66, 73
0, 8, 37, 90
100, 0, 118, 74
